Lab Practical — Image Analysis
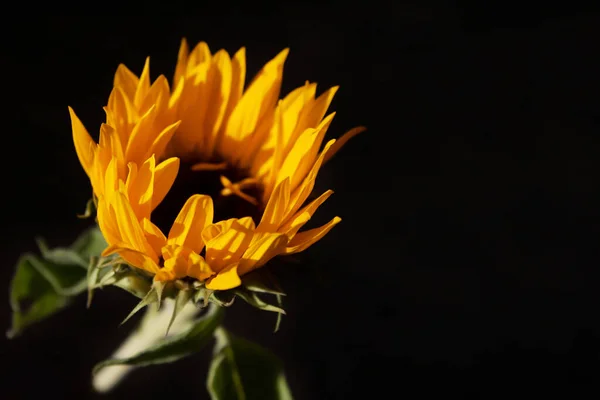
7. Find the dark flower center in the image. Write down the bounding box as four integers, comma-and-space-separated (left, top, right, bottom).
151, 160, 264, 235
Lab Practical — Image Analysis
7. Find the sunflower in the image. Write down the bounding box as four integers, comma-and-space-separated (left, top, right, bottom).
70, 40, 364, 291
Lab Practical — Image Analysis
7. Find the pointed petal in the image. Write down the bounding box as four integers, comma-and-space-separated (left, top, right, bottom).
206, 262, 242, 290
280, 82, 318, 147
140, 74, 170, 116
167, 194, 214, 253
143, 120, 181, 161
222, 48, 287, 160
152, 157, 180, 209
284, 216, 341, 255
103, 158, 119, 200
187, 252, 214, 281
142, 217, 167, 255
276, 112, 335, 192
204, 50, 232, 155
126, 155, 156, 219
187, 41, 211, 73
69, 106, 95, 177
113, 64, 140, 99
134, 57, 151, 108
113, 190, 158, 262
174, 38, 189, 86
222, 47, 246, 123
96, 198, 121, 246
204, 218, 255, 272
283, 139, 336, 221
323, 126, 367, 164
125, 105, 158, 164
258, 178, 290, 232
238, 233, 288, 276
99, 124, 125, 173
105, 245, 160, 274
157, 245, 189, 281
298, 85, 339, 131
280, 189, 334, 238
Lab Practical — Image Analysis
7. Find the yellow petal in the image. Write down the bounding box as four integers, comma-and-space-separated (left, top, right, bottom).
187, 252, 214, 281
159, 245, 191, 281
167, 194, 214, 253
105, 86, 139, 147
206, 262, 241, 290
143, 120, 181, 161
257, 178, 290, 232
238, 233, 288, 276
222, 49, 287, 160
113, 190, 158, 262
98, 124, 125, 173
103, 158, 119, 200
113, 64, 140, 100
125, 105, 158, 164
222, 47, 246, 124
297, 85, 339, 132
152, 157, 180, 209
204, 50, 233, 156
142, 217, 167, 255
173, 38, 189, 87
204, 218, 255, 272
133, 57, 151, 109
323, 126, 367, 164
126, 155, 156, 219
283, 139, 336, 222
96, 198, 121, 246
103, 243, 160, 274
68, 106, 95, 177
140, 75, 170, 117
280, 189, 334, 238
284, 216, 341, 255
187, 41, 211, 73
280, 82, 318, 148
276, 112, 335, 191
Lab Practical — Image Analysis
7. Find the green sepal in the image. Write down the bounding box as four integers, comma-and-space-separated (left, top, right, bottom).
111, 269, 153, 299
233, 288, 286, 316
210, 290, 236, 307
120, 285, 159, 326
93, 303, 224, 374
77, 197, 96, 219
241, 270, 286, 296
207, 327, 293, 400
166, 288, 193, 336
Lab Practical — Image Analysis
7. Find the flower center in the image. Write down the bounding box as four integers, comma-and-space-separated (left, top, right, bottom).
151, 159, 264, 234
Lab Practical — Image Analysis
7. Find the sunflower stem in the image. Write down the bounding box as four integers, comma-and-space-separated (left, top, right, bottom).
92, 298, 201, 393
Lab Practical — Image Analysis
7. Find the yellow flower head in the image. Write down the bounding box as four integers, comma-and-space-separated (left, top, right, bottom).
70, 40, 364, 291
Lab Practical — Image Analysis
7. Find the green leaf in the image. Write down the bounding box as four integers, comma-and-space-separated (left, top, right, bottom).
71, 226, 107, 261
207, 327, 293, 400
7, 226, 107, 338
36, 226, 107, 269
7, 254, 81, 338
93, 303, 225, 374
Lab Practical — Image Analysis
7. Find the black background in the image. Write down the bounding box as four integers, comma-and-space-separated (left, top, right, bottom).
2, 4, 600, 398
